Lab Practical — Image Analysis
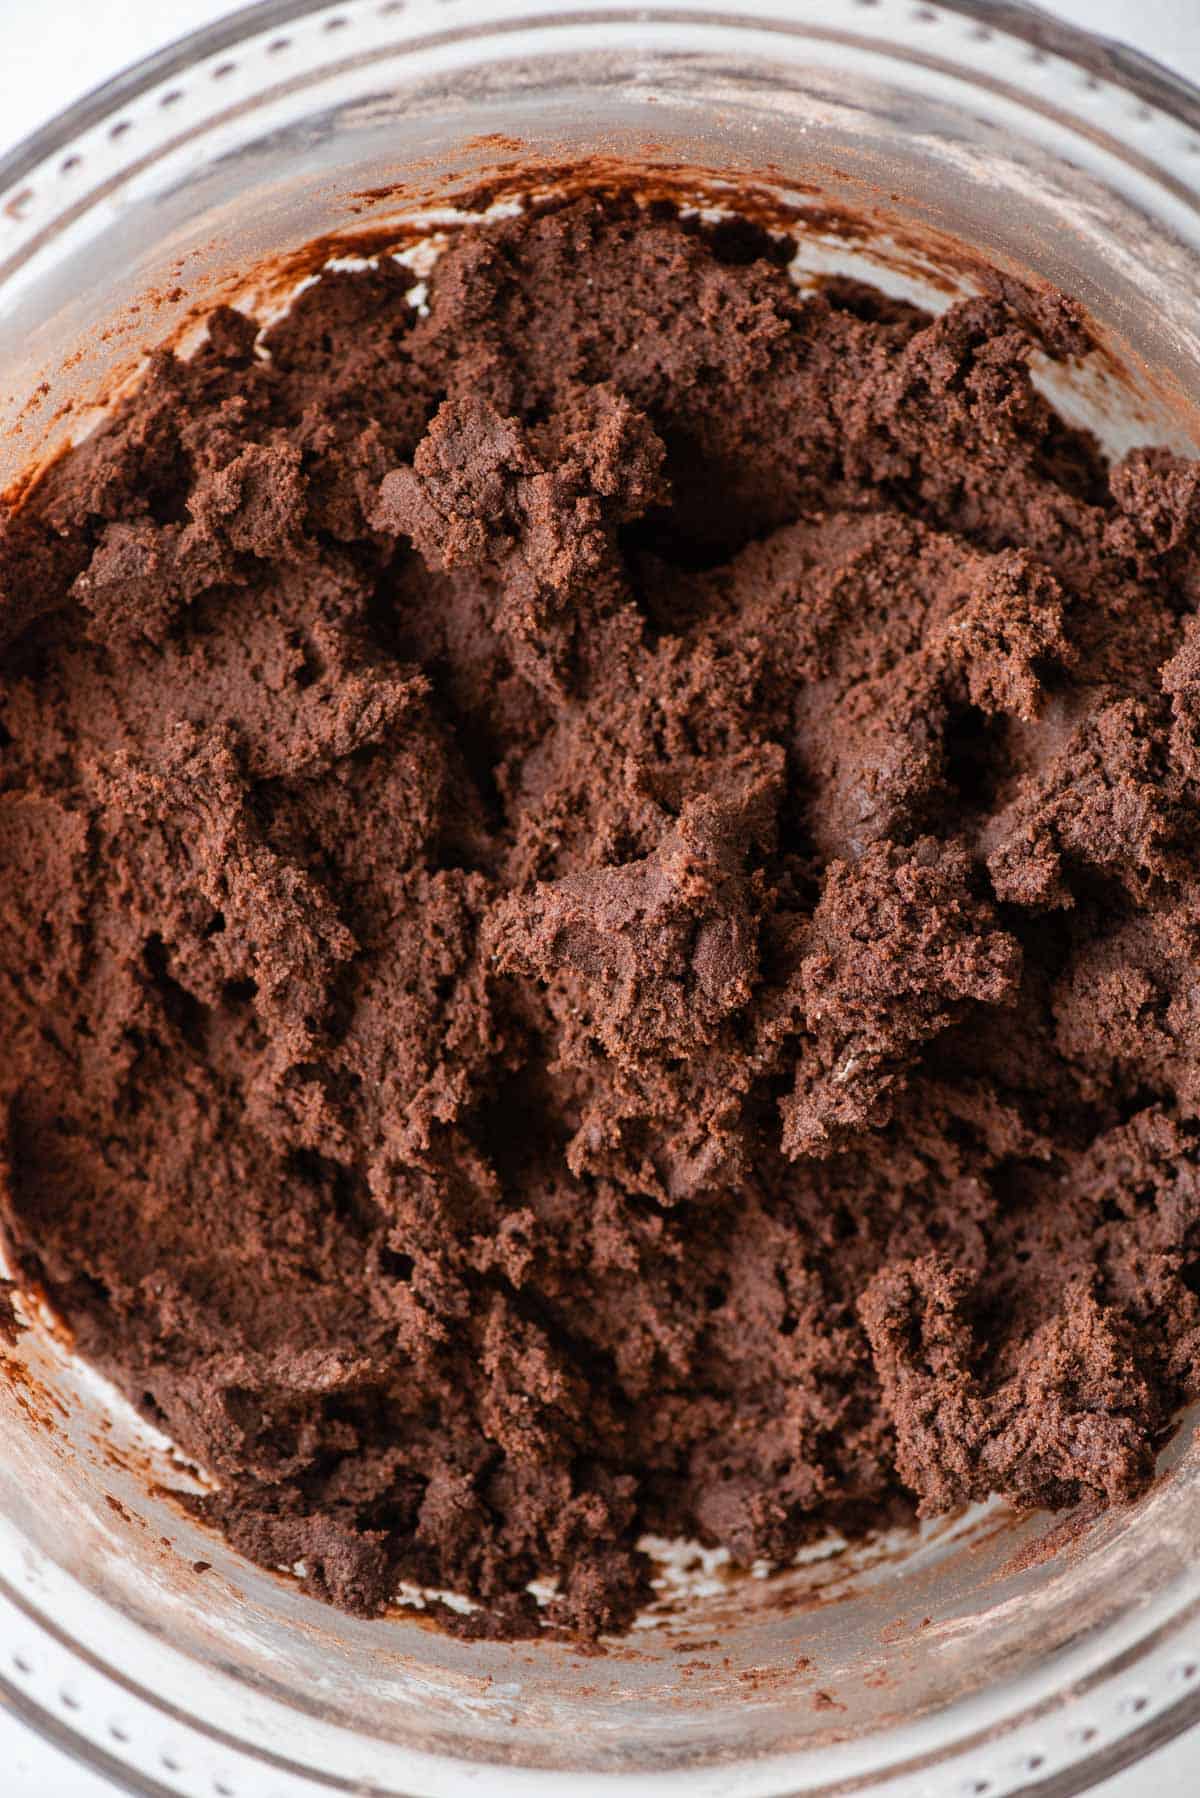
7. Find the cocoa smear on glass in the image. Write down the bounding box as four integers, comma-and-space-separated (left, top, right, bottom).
2, 194, 1200, 1641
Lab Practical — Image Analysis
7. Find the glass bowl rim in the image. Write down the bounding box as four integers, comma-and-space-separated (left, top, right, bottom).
5, 0, 1200, 208
3, 3, 1200, 1796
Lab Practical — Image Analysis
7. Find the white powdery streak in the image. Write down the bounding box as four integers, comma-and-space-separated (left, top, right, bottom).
394, 1581, 481, 1616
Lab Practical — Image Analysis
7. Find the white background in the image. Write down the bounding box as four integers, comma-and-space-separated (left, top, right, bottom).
1, 0, 1199, 1792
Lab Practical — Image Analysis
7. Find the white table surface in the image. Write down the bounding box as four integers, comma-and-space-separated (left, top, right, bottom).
2, 0, 1200, 1791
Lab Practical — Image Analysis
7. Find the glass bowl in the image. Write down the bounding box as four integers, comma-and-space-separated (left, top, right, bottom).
4, 2, 1200, 1794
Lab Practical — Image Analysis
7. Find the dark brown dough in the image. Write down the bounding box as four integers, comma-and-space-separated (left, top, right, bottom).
4, 195, 1200, 1641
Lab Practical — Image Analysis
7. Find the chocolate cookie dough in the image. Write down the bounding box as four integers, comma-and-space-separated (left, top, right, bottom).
4, 194, 1200, 1640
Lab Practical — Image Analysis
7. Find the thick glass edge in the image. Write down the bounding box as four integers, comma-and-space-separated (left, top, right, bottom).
4, 1558, 1200, 1798
2, 1, 1200, 1794
1, 0, 1200, 205
0, 0, 317, 196
954, 0, 1200, 130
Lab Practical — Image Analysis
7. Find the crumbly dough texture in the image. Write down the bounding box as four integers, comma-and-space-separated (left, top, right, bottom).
4, 196, 1200, 1639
